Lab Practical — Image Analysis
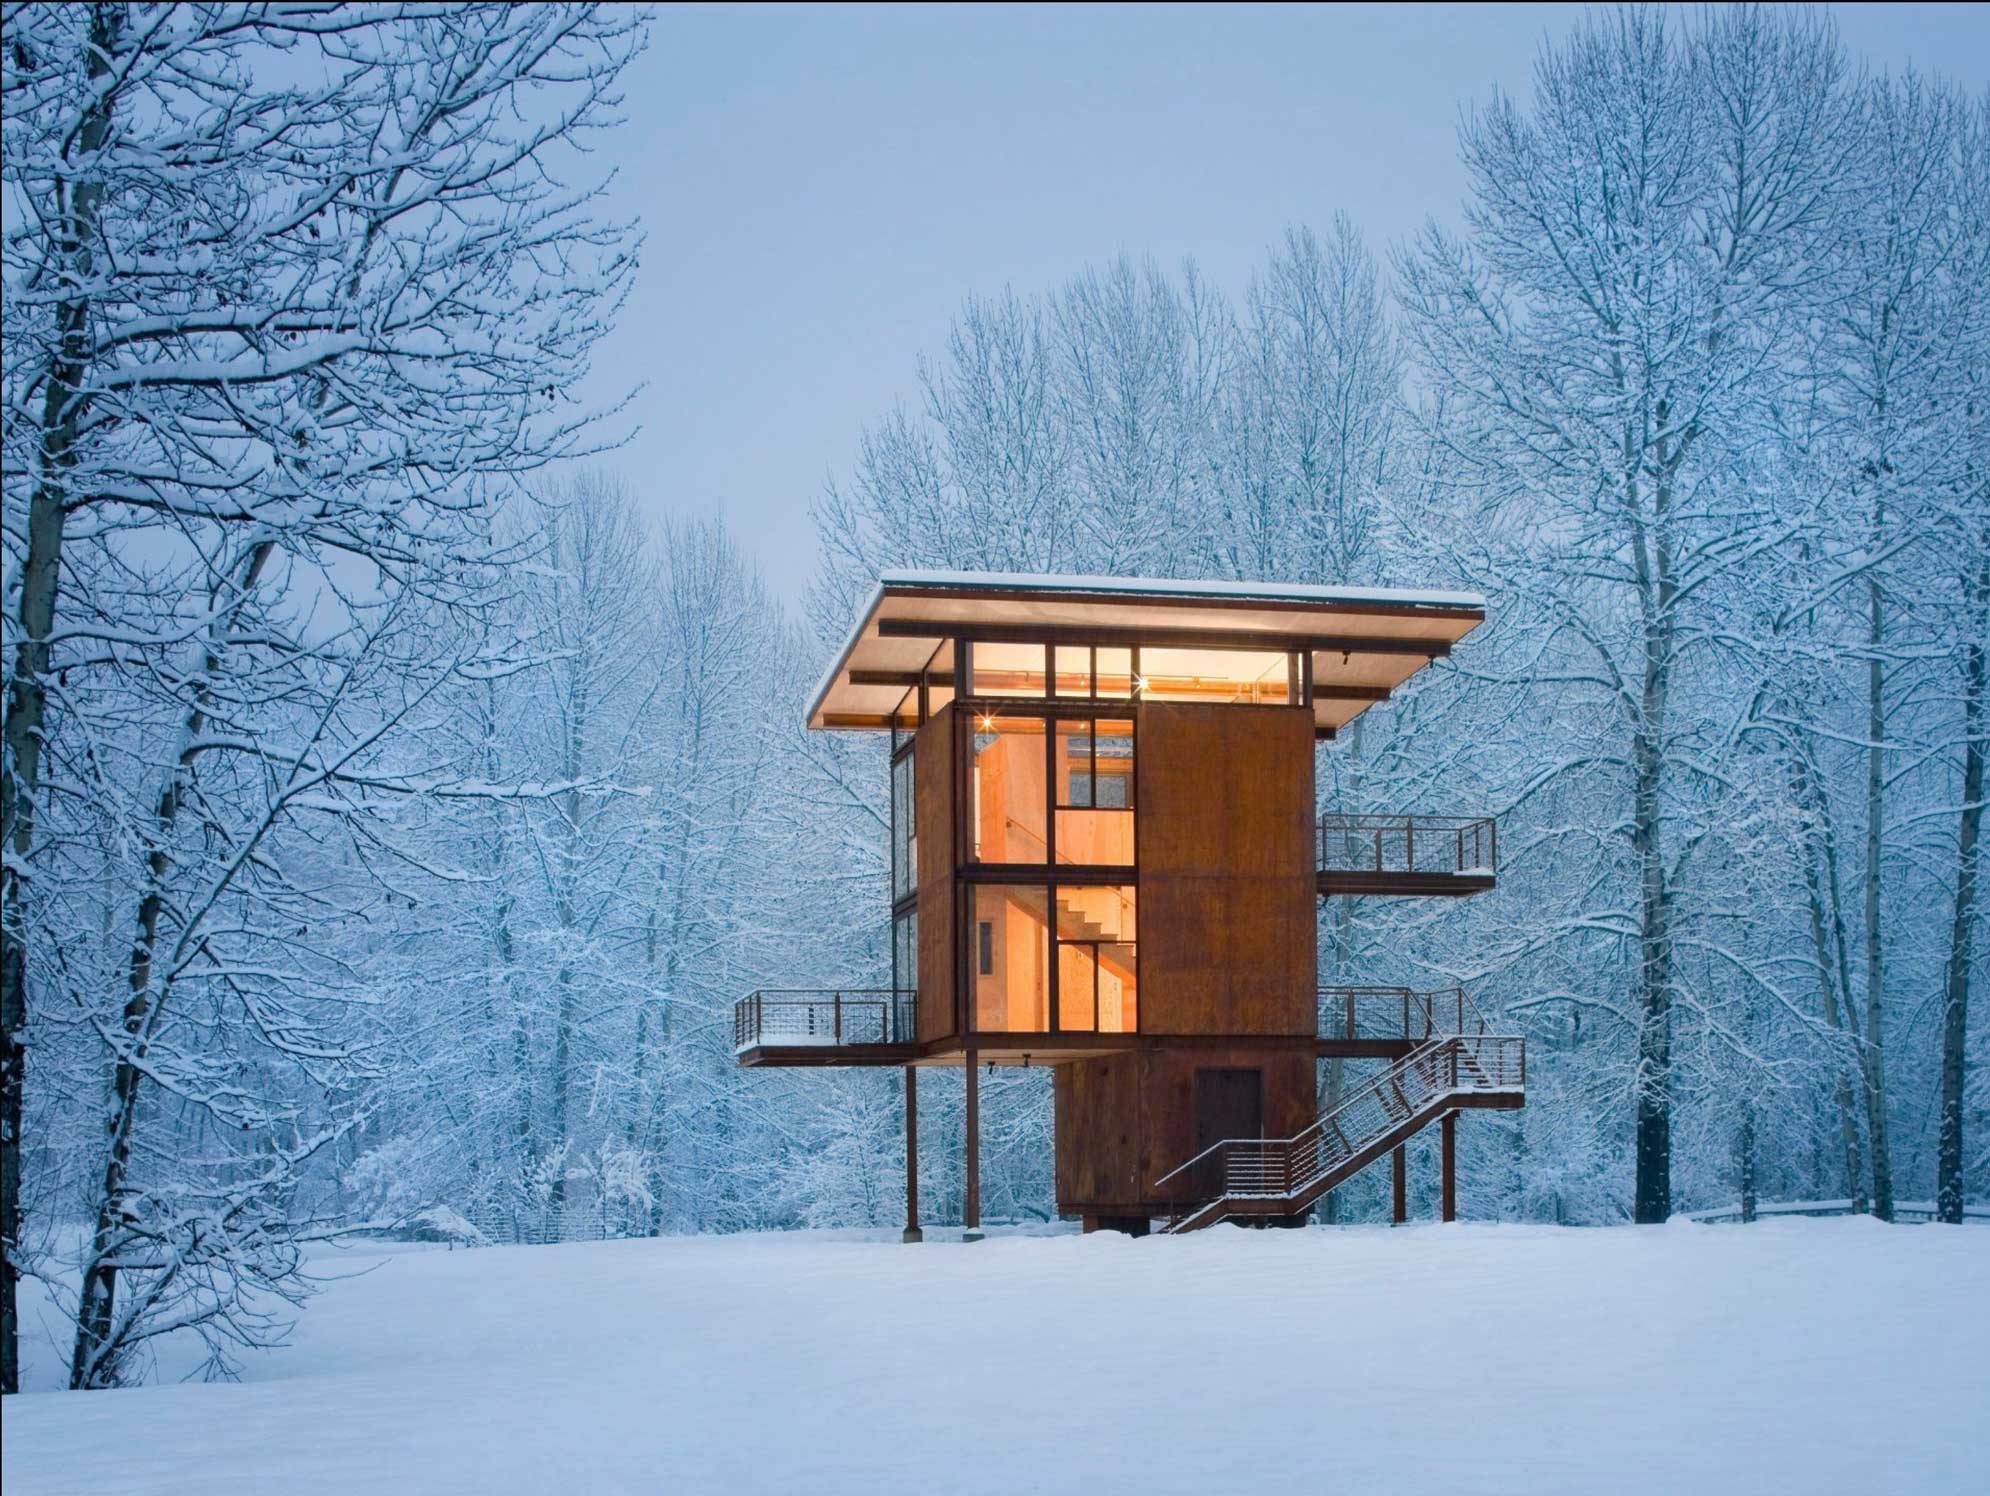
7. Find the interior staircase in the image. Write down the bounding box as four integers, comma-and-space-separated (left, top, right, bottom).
1153, 1030, 1525, 1234
1053, 895, 1111, 943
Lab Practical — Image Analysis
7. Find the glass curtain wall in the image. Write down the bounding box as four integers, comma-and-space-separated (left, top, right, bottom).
972, 883, 1137, 1034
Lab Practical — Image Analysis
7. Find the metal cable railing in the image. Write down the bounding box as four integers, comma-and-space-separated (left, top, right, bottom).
1317, 814, 1496, 879
1317, 985, 1493, 1042
733, 989, 916, 1050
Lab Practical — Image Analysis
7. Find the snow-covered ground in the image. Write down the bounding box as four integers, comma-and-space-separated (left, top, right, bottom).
6, 1218, 1985, 1496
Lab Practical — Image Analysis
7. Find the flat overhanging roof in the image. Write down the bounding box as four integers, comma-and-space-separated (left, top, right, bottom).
806, 569, 1486, 736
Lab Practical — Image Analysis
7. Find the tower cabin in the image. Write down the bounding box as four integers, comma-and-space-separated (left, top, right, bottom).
736, 572, 1525, 1235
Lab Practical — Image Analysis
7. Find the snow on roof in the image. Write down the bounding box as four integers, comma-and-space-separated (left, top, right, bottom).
878, 568, 1486, 611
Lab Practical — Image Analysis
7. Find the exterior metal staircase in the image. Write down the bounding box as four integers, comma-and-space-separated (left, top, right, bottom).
1154, 1019, 1525, 1235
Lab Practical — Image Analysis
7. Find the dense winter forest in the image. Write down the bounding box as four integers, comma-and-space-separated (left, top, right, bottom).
2, 2, 1985, 1394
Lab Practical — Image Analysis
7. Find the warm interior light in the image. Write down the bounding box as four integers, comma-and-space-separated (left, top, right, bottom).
1132, 676, 1148, 695
978, 713, 996, 731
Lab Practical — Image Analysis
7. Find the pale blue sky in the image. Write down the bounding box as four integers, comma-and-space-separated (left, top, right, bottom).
582, 2, 1990, 601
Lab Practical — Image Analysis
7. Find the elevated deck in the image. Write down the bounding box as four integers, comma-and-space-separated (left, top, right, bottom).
1315, 985, 1497, 1057
736, 985, 1506, 1066
1316, 814, 1496, 897
733, 990, 920, 1066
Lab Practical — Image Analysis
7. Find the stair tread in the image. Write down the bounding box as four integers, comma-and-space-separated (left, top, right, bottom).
1157, 1035, 1526, 1232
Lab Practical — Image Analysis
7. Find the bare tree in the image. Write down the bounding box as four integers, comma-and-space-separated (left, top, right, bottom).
1, 2, 643, 1388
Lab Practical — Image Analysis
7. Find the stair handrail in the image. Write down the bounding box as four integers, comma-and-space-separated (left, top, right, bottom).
1153, 1039, 1442, 1191
1153, 1033, 1524, 1205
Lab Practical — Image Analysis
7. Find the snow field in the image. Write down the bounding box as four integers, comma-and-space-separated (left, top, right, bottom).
5, 1217, 1985, 1496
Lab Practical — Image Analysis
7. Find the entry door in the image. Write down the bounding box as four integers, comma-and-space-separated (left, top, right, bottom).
1194, 1067, 1264, 1199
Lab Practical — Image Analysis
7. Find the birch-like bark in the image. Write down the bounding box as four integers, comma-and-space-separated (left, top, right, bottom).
1937, 546, 1987, 1223
1630, 422, 1679, 1226
1792, 750, 1869, 1210
70, 538, 275, 1388
1861, 567, 1894, 1221
0, 5, 121, 1396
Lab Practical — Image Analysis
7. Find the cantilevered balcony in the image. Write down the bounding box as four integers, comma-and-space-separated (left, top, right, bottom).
1317, 985, 1494, 1057
733, 989, 918, 1066
1316, 814, 1496, 897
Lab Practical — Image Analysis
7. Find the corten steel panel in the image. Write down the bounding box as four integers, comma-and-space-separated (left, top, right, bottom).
1053, 1045, 1315, 1215
1135, 702, 1316, 1038
914, 708, 956, 1044
1053, 1053, 1146, 1206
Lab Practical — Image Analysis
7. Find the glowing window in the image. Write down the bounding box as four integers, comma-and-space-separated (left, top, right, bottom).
969, 715, 1047, 863
971, 642, 1047, 698
1054, 886, 1137, 1033
972, 884, 1050, 1031
1138, 647, 1292, 706
1053, 718, 1134, 865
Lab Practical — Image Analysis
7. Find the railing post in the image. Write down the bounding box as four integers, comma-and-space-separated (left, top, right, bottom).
963, 1046, 982, 1241
902, 1065, 922, 1243
1406, 818, 1414, 874
1441, 1111, 1458, 1223
834, 992, 843, 1044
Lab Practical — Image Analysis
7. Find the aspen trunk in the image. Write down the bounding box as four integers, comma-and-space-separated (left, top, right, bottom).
1793, 751, 1867, 1210
1632, 721, 1673, 1224
1937, 549, 1986, 1224
0, 5, 122, 1396
1316, 718, 1360, 1226
1738, 1112, 1757, 1224
1630, 435, 1677, 1227
1862, 577, 1894, 1221
69, 542, 274, 1388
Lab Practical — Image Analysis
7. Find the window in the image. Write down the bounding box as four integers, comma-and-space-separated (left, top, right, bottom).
973, 885, 1050, 1030
1056, 886, 1137, 1033
1095, 647, 1134, 700
890, 750, 916, 902
970, 715, 1047, 863
1053, 718, 1134, 866
969, 882, 1136, 1034
1138, 647, 1293, 705
892, 908, 918, 1000
971, 641, 1047, 697
1052, 645, 1091, 699
1040, 644, 1134, 700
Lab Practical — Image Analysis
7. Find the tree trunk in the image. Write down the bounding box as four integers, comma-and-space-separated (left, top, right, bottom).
1862, 577, 1894, 1221
1792, 751, 1868, 1210
70, 541, 274, 1389
1738, 1110, 1757, 1224
547, 962, 574, 1216
1938, 548, 1986, 1224
1630, 437, 1677, 1227
1315, 717, 1361, 1226
0, 5, 122, 1397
